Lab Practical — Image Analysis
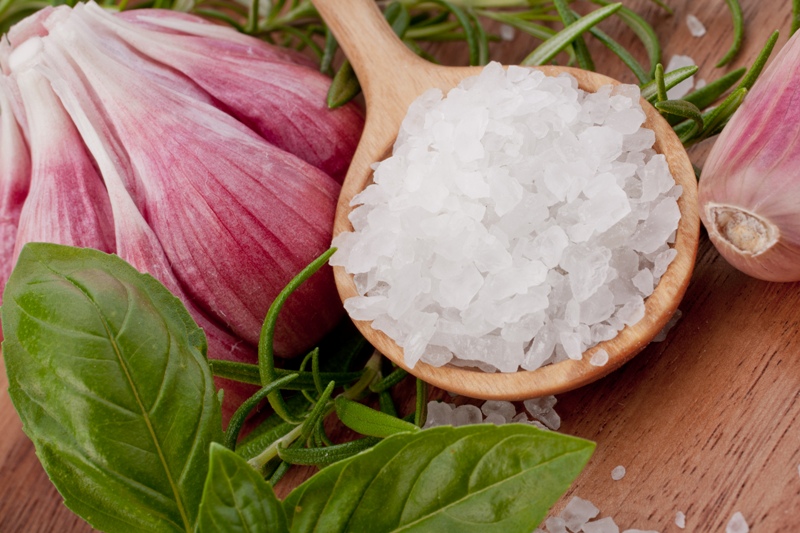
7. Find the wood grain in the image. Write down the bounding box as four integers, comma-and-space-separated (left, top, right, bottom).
3, 0, 799, 531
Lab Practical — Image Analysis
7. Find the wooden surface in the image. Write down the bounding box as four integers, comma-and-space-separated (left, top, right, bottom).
3, 0, 800, 531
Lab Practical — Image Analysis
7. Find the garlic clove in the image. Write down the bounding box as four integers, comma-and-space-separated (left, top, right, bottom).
44, 47, 257, 420
13, 67, 115, 263
699, 30, 800, 281
44, 12, 343, 358
79, 2, 363, 183
116, 7, 318, 68
0, 79, 30, 306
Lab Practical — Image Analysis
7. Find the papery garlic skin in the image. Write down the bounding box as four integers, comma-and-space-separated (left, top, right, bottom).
699, 30, 800, 282
83, 3, 362, 182
13, 68, 115, 261
0, 80, 30, 306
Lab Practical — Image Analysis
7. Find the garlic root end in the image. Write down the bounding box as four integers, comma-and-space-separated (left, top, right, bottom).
706, 203, 778, 255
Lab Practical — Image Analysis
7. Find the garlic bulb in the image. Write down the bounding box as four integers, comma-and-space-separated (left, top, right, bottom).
0, 3, 364, 374
699, 30, 800, 281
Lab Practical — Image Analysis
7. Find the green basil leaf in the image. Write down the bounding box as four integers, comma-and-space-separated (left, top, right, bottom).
334, 396, 419, 438
2, 243, 223, 533
196, 443, 288, 533
283, 424, 594, 532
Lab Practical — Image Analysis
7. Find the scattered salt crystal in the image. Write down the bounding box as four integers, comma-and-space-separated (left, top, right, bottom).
499, 24, 516, 41
611, 465, 626, 480
452, 404, 483, 426
481, 400, 516, 421
546, 516, 569, 533
334, 63, 680, 372
665, 55, 696, 99
561, 496, 600, 532
726, 512, 749, 533
686, 14, 706, 37
582, 517, 620, 533
524, 395, 561, 430
423, 400, 455, 428
652, 309, 682, 342
590, 349, 609, 366
675, 511, 686, 529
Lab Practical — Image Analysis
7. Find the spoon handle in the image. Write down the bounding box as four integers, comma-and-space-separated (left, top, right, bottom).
310, 0, 421, 102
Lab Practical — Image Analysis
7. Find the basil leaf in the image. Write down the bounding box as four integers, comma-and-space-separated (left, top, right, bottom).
284, 424, 594, 532
2, 243, 223, 533
196, 443, 288, 533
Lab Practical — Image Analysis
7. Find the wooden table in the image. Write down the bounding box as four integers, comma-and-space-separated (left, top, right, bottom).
3, 0, 799, 530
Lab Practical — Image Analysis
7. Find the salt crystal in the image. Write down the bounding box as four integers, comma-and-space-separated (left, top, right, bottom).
483, 413, 506, 425
675, 511, 686, 529
335, 63, 680, 372
546, 516, 569, 533
481, 400, 517, 421
686, 14, 706, 37
524, 395, 561, 430
631, 269, 654, 296
499, 24, 516, 41
452, 404, 483, 426
582, 517, 620, 533
424, 400, 455, 428
611, 465, 626, 480
561, 496, 600, 531
726, 512, 749, 533
590, 349, 609, 366
665, 55, 696, 99
652, 309, 682, 342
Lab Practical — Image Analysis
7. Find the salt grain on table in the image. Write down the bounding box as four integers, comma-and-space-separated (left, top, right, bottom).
726, 512, 749, 533
562, 496, 600, 531
611, 465, 626, 480
686, 14, 707, 37
332, 62, 681, 372
665, 55, 696, 99
582, 517, 620, 533
675, 511, 686, 529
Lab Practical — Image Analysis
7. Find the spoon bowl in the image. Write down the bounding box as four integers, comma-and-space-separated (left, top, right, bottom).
312, 0, 700, 400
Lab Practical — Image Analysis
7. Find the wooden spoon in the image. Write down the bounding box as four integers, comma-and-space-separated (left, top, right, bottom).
313, 0, 700, 400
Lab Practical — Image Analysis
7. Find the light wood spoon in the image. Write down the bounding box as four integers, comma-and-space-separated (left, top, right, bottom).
312, 0, 700, 400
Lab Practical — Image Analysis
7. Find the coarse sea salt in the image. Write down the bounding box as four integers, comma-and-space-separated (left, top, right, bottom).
332, 62, 681, 372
